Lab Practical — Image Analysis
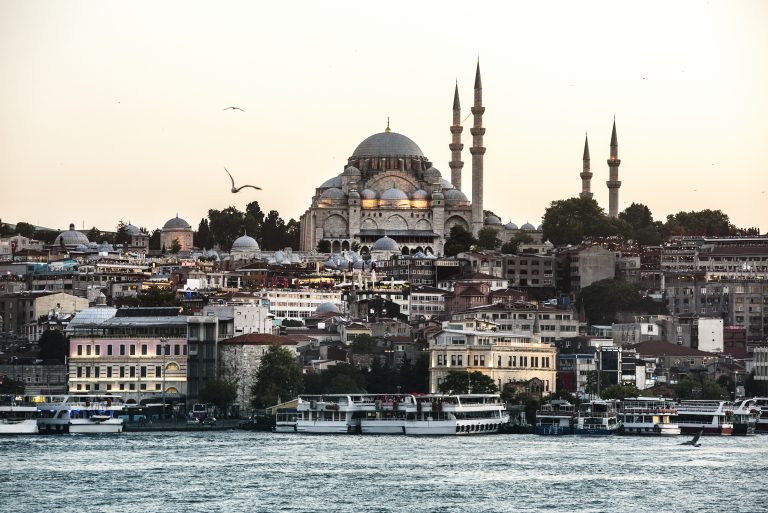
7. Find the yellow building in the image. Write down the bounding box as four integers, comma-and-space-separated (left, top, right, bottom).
428, 318, 557, 394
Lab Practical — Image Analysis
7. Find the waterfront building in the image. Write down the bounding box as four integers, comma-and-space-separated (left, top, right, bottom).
185, 314, 234, 410
0, 291, 89, 340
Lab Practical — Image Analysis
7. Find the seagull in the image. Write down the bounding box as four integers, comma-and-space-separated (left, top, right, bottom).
680, 429, 703, 447
640, 75, 648, 80
225, 167, 261, 193
223, 106, 245, 112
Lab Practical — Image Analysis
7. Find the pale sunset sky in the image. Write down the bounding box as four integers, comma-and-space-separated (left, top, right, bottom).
1, 0, 766, 234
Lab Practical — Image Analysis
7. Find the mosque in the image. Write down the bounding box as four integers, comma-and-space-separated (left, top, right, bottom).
299, 63, 490, 256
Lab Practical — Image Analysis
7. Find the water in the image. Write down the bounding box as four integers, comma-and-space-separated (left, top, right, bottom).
2, 432, 765, 512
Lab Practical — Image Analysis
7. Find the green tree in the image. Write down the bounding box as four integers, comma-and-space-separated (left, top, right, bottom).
350, 241, 361, 252
578, 278, 666, 325
600, 383, 640, 400
281, 319, 303, 327
261, 210, 286, 250
208, 206, 246, 249
619, 203, 663, 245
199, 378, 238, 414
0, 219, 12, 237
135, 286, 179, 307
251, 344, 304, 408
542, 197, 624, 246
501, 231, 534, 254
148, 229, 161, 250
437, 371, 498, 394
87, 226, 102, 243
114, 221, 131, 246
443, 225, 476, 257
194, 218, 213, 249
38, 329, 69, 364
170, 238, 182, 254
284, 219, 301, 250
663, 209, 732, 237
316, 239, 331, 252
350, 334, 378, 354
244, 201, 265, 240
476, 227, 501, 251
14, 221, 36, 239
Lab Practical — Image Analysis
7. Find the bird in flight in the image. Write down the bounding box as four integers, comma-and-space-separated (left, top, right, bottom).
223, 106, 245, 112
680, 429, 703, 447
225, 167, 261, 193
640, 75, 648, 80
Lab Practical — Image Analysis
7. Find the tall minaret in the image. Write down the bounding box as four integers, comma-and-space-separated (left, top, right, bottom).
606, 118, 621, 217
470, 61, 485, 236
449, 82, 464, 191
579, 133, 593, 199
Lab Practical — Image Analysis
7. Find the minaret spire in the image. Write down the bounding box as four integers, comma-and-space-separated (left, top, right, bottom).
449, 81, 464, 191
470, 60, 486, 236
606, 117, 622, 217
580, 133, 593, 199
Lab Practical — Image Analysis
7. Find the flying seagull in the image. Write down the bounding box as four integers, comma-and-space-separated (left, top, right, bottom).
223, 106, 245, 112
225, 167, 261, 193
680, 429, 703, 447
641, 75, 648, 80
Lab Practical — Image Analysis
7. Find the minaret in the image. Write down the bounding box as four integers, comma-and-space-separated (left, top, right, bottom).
470, 61, 485, 236
606, 118, 621, 217
579, 133, 593, 199
449, 81, 464, 190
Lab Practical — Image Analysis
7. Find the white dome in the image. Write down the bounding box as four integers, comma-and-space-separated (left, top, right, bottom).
231, 234, 259, 252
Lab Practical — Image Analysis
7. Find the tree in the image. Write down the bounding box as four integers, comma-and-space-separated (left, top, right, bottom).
619, 203, 663, 245
281, 319, 303, 327
194, 218, 213, 249
0, 219, 12, 237
443, 225, 476, 257
600, 383, 640, 400
199, 379, 238, 414
261, 210, 286, 250
303, 363, 367, 394
542, 197, 623, 246
38, 329, 69, 363
148, 229, 161, 250
244, 201, 265, 240
350, 241, 361, 252
135, 286, 179, 307
87, 226, 102, 243
114, 220, 131, 246
284, 219, 301, 250
476, 227, 501, 251
437, 371, 498, 394
350, 334, 378, 354
208, 206, 246, 249
14, 221, 36, 239
501, 231, 534, 254
170, 238, 182, 254
663, 209, 731, 237
578, 278, 666, 325
251, 344, 304, 408
316, 239, 331, 252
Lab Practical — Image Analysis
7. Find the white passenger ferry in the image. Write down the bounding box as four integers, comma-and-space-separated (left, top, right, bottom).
676, 400, 733, 436
731, 398, 758, 436
273, 409, 298, 433
295, 394, 366, 434
535, 400, 575, 435
0, 397, 39, 435
403, 394, 509, 436
37, 395, 125, 434
574, 400, 621, 435
751, 397, 768, 434
618, 397, 680, 436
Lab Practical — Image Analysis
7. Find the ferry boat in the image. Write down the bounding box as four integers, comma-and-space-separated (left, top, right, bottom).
37, 395, 125, 434
731, 398, 758, 436
574, 400, 620, 435
751, 397, 768, 434
295, 394, 365, 434
676, 400, 733, 435
359, 395, 416, 434
534, 400, 575, 435
403, 394, 509, 436
0, 396, 39, 435
618, 397, 680, 436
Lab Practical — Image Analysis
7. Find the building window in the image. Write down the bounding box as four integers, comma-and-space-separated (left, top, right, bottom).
155, 384, 161, 390
107, 367, 112, 378
130, 345, 136, 356
120, 345, 126, 356
480, 355, 485, 366
156, 344, 162, 356
94, 367, 100, 378
77, 366, 82, 378
140, 366, 147, 378
155, 365, 162, 377
473, 355, 479, 366
140, 384, 147, 391
86, 345, 91, 356
119, 367, 125, 378
141, 344, 148, 356
77, 345, 83, 356
85, 367, 91, 378
119, 383, 125, 391
130, 367, 136, 378
451, 355, 456, 366
458, 355, 463, 366
174, 344, 181, 356
94, 345, 100, 356
106, 384, 112, 391
107, 345, 113, 356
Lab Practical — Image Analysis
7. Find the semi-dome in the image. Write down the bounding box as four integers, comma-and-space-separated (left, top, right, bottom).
444, 189, 469, 204
485, 215, 502, 225
537, 224, 543, 231
231, 234, 259, 252
411, 189, 428, 200
431, 191, 444, 201
351, 131, 424, 159
424, 167, 442, 179
521, 222, 536, 231
360, 189, 378, 199
371, 235, 399, 252
319, 175, 343, 188
163, 216, 191, 230
342, 165, 361, 178
316, 302, 341, 314
320, 187, 346, 200
505, 222, 519, 230
348, 189, 361, 199
439, 178, 455, 190
54, 223, 90, 247
380, 187, 408, 201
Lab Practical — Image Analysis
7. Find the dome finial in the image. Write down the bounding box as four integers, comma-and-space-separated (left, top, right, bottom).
385, 117, 391, 133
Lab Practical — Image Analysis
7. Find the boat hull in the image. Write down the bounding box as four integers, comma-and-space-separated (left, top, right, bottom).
273, 424, 297, 433
535, 425, 573, 435
405, 418, 506, 436
679, 425, 733, 436
38, 420, 123, 434
731, 424, 755, 436
295, 421, 356, 434
0, 419, 39, 435
621, 424, 680, 436
574, 427, 619, 436
361, 420, 405, 434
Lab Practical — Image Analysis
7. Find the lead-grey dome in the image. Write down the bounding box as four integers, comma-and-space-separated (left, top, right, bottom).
54, 223, 90, 247
371, 235, 399, 252
342, 165, 361, 178
505, 222, 519, 230
321, 188, 346, 200
231, 234, 259, 251
361, 188, 378, 199
320, 175, 343, 188
411, 189, 428, 200
163, 216, 191, 230
485, 215, 502, 225
439, 178, 455, 190
444, 189, 469, 202
351, 131, 424, 159
124, 224, 142, 236
380, 187, 408, 201
521, 222, 536, 231
316, 302, 341, 314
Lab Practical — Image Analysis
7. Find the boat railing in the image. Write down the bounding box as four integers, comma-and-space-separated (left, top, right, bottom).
578, 411, 617, 418
619, 408, 677, 414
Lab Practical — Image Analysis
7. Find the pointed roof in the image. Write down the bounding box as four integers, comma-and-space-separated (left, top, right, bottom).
610, 118, 618, 147
474, 60, 482, 89
453, 81, 461, 110
583, 133, 590, 160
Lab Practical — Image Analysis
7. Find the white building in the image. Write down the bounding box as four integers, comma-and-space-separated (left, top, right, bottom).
203, 303, 274, 336
261, 289, 343, 321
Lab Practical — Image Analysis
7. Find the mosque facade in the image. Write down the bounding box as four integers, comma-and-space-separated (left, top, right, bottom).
299, 63, 488, 256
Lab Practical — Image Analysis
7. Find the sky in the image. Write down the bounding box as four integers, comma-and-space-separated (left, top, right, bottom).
1, 0, 767, 235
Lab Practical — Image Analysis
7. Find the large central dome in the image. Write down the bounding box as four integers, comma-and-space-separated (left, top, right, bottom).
351, 131, 424, 159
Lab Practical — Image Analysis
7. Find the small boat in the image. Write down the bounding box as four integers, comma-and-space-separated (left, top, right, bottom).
273, 409, 298, 433
751, 397, 768, 434
731, 399, 758, 436
0, 397, 39, 435
37, 395, 125, 434
676, 400, 733, 436
618, 397, 680, 436
574, 400, 620, 435
535, 400, 575, 435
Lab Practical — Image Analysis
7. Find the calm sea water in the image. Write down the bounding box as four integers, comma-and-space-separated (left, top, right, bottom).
1, 432, 765, 513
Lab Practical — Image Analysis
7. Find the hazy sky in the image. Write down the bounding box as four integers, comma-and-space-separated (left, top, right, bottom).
1, 0, 767, 235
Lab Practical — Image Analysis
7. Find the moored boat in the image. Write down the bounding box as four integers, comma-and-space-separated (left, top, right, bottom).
295, 394, 364, 434
273, 408, 298, 433
535, 400, 575, 435
0, 396, 39, 435
731, 399, 758, 436
403, 394, 508, 436
752, 397, 768, 434
618, 397, 680, 436
676, 400, 733, 436
574, 400, 620, 435
37, 395, 124, 434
